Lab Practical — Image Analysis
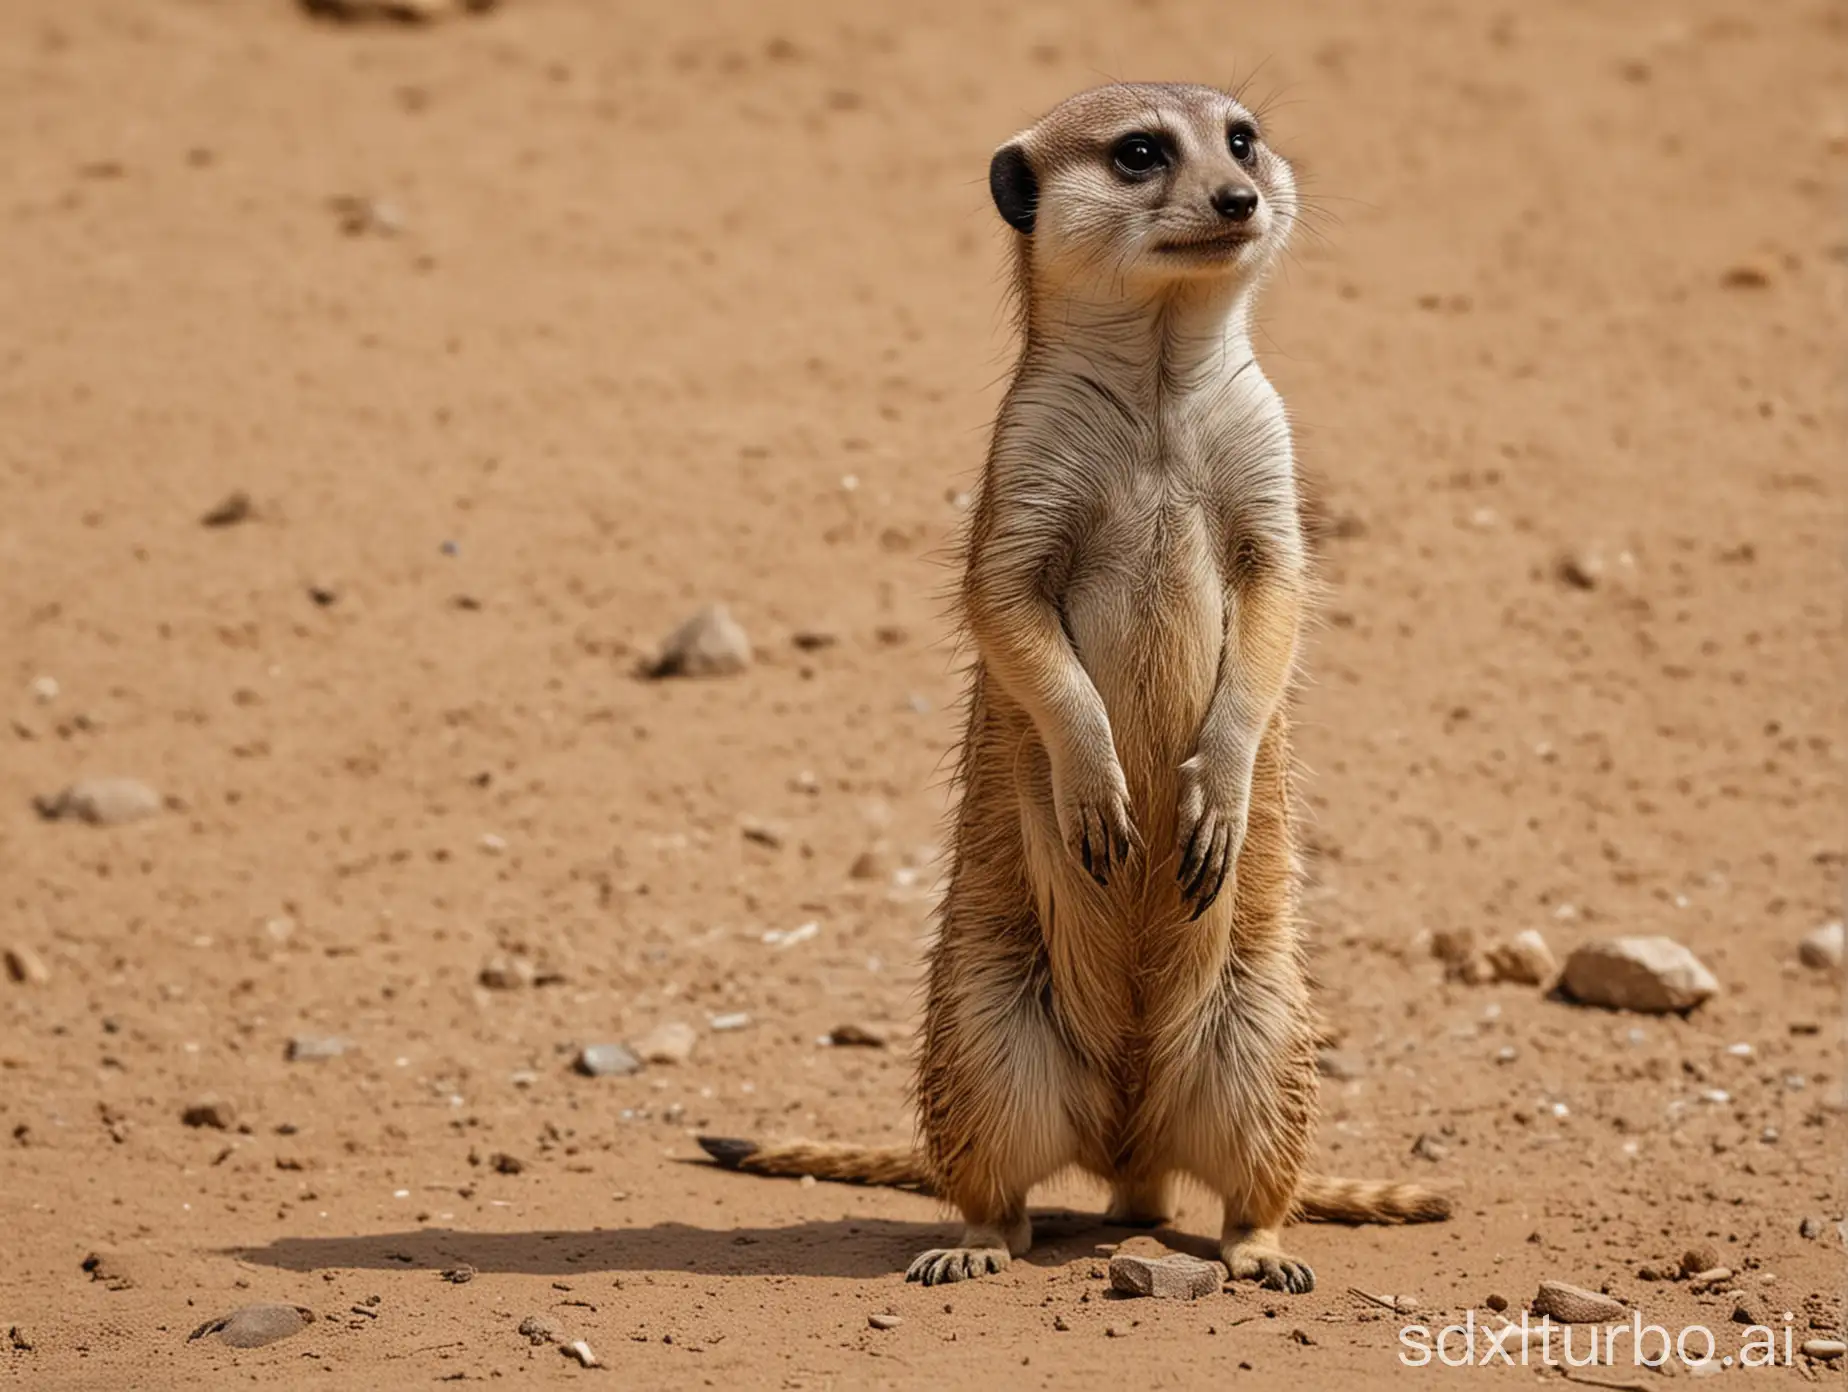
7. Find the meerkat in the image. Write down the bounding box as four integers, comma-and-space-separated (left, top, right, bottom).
699, 82, 1449, 1292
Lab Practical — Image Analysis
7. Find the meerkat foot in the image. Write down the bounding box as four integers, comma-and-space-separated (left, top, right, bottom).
905, 1216, 1030, 1285
1221, 1225, 1315, 1294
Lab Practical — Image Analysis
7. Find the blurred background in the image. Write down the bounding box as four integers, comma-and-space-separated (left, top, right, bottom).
1, 0, 1841, 1385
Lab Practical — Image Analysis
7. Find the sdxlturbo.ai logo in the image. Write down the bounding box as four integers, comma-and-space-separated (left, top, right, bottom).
1399, 1310, 1802, 1369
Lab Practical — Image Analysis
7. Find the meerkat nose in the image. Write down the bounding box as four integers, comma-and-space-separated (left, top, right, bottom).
1210, 185, 1259, 222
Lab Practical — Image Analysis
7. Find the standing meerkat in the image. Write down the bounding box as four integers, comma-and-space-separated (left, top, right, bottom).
700, 82, 1450, 1291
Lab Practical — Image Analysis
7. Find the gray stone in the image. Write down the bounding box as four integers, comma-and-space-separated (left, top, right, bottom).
189, 1304, 314, 1349
35, 777, 161, 827
286, 1035, 349, 1062
1108, 1253, 1226, 1300
574, 1043, 641, 1077
646, 604, 751, 679
1561, 937, 1718, 1013
1532, 1280, 1626, 1324
1488, 929, 1559, 987
518, 1313, 563, 1345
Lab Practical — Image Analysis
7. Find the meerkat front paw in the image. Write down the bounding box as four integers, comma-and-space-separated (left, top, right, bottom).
905, 1246, 1011, 1285
1175, 753, 1249, 918
1051, 748, 1140, 887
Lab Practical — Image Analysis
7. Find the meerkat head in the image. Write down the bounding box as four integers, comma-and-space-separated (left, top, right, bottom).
989, 83, 1295, 295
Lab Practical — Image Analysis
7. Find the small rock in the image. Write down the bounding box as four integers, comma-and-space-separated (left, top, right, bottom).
200, 491, 254, 527
740, 819, 785, 850
4, 946, 51, 986
1560, 936, 1719, 1013
441, 1263, 477, 1283
1799, 1216, 1826, 1240
574, 1043, 642, 1078
848, 848, 888, 881
1488, 929, 1558, 987
1430, 928, 1495, 984
1394, 1295, 1421, 1314
1410, 1132, 1450, 1163
81, 1250, 137, 1291
189, 1304, 315, 1349
1532, 1280, 1626, 1324
1804, 1339, 1847, 1359
1108, 1253, 1226, 1301
29, 675, 59, 704
708, 1012, 751, 1032
827, 1023, 887, 1048
1798, 921, 1843, 971
1484, 1293, 1509, 1312
867, 1313, 903, 1331
1052, 1314, 1071, 1332
1681, 1246, 1722, 1278
1636, 1264, 1666, 1282
1689, 1266, 1732, 1288
182, 1098, 237, 1130
561, 1339, 599, 1367
518, 1313, 563, 1345
790, 630, 838, 652
9, 1325, 33, 1351
634, 1021, 697, 1065
645, 604, 751, 679
488, 1152, 524, 1175
35, 777, 162, 827
285, 1035, 349, 1062
327, 194, 406, 235
1554, 548, 1605, 590
1315, 1047, 1361, 1080
479, 954, 536, 990
1733, 1294, 1771, 1326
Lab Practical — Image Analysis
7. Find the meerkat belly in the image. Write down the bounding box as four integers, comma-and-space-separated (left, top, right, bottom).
1064, 500, 1224, 807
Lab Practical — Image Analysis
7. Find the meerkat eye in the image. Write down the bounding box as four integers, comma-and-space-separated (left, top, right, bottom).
1110, 134, 1166, 179
1228, 123, 1258, 164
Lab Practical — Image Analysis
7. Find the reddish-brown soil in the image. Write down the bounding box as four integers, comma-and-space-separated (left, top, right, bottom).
2, 0, 1843, 1387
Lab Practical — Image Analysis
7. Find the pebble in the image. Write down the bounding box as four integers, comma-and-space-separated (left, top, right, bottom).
188, 1304, 315, 1349
1532, 1280, 1626, 1324
1732, 1294, 1772, 1326
1554, 548, 1605, 590
1108, 1253, 1226, 1300
200, 490, 254, 527
479, 954, 537, 990
1484, 1293, 1509, 1312
1315, 1047, 1362, 1080
1719, 258, 1774, 290
867, 1313, 903, 1331
9, 1325, 33, 1351
488, 1153, 523, 1176
1430, 928, 1494, 985
708, 1012, 751, 1032
518, 1313, 563, 1345
634, 1021, 697, 1065
1798, 921, 1843, 971
1799, 1216, 1826, 1240
740, 818, 786, 850
4, 946, 51, 986
35, 777, 162, 827
286, 1035, 349, 1062
1681, 1246, 1722, 1278
29, 675, 59, 704
1803, 1339, 1847, 1359
442, 1264, 477, 1283
182, 1097, 237, 1130
827, 1023, 887, 1048
1560, 936, 1719, 1013
561, 1339, 599, 1367
1488, 929, 1558, 988
1410, 1132, 1450, 1163
848, 848, 888, 881
574, 1043, 642, 1078
82, 1250, 138, 1290
645, 604, 752, 679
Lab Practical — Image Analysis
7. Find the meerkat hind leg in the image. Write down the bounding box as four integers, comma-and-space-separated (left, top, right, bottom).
905, 1209, 1032, 1286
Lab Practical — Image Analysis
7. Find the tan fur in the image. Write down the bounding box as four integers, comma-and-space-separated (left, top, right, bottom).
701, 83, 1449, 1292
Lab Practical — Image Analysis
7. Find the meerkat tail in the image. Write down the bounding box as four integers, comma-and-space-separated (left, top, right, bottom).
1292, 1175, 1453, 1225
697, 1136, 932, 1191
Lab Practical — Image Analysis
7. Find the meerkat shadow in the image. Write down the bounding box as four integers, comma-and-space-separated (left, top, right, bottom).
229, 1209, 1167, 1282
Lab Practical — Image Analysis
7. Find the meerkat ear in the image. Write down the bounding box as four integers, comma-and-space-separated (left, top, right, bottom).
989, 143, 1038, 235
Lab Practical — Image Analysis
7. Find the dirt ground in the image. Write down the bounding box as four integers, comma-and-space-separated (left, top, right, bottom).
2, 0, 1844, 1386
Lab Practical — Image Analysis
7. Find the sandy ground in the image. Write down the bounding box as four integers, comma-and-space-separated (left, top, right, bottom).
2, 0, 1844, 1386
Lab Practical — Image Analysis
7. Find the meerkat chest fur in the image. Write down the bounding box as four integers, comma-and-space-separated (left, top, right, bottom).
962, 82, 1308, 1046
